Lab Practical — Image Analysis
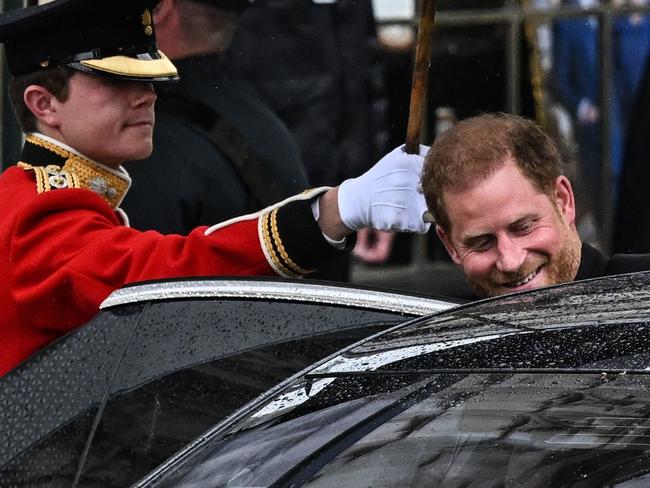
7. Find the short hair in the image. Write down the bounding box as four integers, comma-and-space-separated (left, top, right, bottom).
421, 113, 564, 231
176, 0, 240, 52
9, 66, 75, 133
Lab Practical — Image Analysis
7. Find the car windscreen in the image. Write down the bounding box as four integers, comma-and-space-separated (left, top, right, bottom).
154, 321, 650, 487
294, 371, 650, 488
159, 369, 650, 488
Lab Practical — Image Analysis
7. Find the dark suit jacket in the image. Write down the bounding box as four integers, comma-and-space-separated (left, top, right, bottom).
576, 242, 650, 280
613, 18, 650, 254
222, 0, 386, 186
122, 55, 308, 234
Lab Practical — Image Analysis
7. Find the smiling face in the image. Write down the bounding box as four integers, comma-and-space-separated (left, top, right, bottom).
437, 158, 582, 298
44, 72, 156, 167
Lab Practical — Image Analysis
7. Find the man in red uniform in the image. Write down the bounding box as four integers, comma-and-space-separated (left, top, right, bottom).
0, 0, 430, 375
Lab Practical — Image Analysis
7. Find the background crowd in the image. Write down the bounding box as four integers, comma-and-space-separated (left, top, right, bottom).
127, 0, 650, 294
8, 0, 650, 294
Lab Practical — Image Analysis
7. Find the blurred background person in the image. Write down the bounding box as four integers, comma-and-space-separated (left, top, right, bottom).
223, 0, 393, 276
552, 0, 624, 212
121, 0, 309, 235
613, 0, 650, 253
613, 0, 650, 139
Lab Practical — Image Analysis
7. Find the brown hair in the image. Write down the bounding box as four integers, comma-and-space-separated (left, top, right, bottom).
9, 66, 75, 132
421, 113, 564, 231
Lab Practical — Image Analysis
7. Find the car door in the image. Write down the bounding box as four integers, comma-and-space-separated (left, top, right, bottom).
0, 277, 456, 488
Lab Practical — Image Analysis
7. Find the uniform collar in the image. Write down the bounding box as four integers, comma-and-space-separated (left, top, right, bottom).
18, 133, 132, 209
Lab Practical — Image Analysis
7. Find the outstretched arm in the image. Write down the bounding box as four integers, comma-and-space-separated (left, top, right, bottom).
317, 144, 431, 241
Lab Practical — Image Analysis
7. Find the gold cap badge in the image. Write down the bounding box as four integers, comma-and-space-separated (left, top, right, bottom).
141, 9, 153, 36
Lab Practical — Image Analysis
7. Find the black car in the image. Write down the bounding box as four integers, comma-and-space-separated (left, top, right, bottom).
134, 271, 650, 488
0, 277, 455, 487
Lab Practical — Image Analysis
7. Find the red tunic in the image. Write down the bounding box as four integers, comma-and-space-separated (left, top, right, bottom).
0, 135, 346, 375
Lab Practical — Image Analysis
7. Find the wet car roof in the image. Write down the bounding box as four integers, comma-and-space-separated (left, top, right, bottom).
143, 271, 650, 487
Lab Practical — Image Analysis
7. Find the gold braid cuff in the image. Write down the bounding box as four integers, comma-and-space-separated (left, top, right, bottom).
260, 209, 315, 277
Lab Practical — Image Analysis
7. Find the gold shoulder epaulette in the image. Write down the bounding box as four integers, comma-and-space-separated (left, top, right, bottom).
17, 134, 131, 209
18, 156, 130, 209
18, 162, 81, 194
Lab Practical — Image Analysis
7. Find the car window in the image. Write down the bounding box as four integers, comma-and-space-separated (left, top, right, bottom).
160, 348, 650, 487
300, 372, 650, 488
0, 304, 144, 487
0, 407, 100, 487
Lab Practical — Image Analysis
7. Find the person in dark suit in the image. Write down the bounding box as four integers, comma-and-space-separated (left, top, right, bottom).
612, 2, 650, 253
121, 0, 309, 234
222, 0, 395, 272
421, 113, 650, 299
223, 0, 386, 188
552, 0, 625, 208
613, 0, 650, 133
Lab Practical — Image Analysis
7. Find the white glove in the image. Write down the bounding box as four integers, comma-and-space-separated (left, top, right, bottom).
338, 144, 431, 233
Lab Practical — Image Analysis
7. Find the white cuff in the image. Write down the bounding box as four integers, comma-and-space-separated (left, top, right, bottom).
311, 198, 347, 250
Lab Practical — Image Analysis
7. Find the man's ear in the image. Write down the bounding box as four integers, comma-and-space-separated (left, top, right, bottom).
153, 0, 174, 27
436, 225, 461, 265
23, 85, 60, 129
153, 0, 179, 56
554, 175, 576, 227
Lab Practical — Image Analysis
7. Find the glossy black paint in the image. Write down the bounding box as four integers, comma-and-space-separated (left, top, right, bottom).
0, 304, 144, 480
1, 281, 429, 488
150, 272, 650, 488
